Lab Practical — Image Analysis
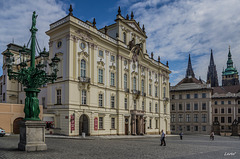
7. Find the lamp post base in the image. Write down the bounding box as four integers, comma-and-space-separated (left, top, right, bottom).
18, 120, 47, 151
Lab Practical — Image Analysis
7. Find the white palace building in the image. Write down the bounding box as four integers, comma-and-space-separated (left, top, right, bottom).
0, 6, 171, 136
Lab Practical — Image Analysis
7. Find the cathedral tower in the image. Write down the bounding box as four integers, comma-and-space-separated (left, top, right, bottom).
186, 54, 195, 78
207, 49, 219, 87
222, 46, 239, 86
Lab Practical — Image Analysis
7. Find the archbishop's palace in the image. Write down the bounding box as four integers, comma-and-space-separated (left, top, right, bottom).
0, 6, 171, 136
1, 5, 240, 136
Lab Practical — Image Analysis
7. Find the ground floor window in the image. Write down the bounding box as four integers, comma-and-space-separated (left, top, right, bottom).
187, 125, 190, 131
111, 118, 115, 129
149, 119, 152, 129
171, 125, 175, 131
99, 117, 103, 129
194, 126, 198, 131
202, 126, 206, 131
155, 119, 158, 128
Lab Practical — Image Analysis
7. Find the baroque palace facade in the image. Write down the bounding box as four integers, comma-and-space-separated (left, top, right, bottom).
46, 6, 171, 136
0, 6, 171, 136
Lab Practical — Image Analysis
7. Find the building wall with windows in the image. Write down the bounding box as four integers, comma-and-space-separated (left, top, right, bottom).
45, 8, 171, 136
170, 83, 212, 134
212, 85, 240, 133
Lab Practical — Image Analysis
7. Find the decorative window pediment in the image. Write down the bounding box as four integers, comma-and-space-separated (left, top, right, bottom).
78, 51, 89, 58
97, 59, 105, 67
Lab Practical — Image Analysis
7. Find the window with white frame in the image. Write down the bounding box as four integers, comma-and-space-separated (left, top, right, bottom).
110, 72, 115, 86
99, 117, 103, 129
134, 100, 136, 110
82, 90, 87, 104
171, 114, 175, 122
163, 87, 166, 98
133, 77, 136, 91
149, 119, 152, 129
149, 84, 152, 96
123, 32, 126, 44
186, 114, 190, 122
155, 103, 158, 113
57, 89, 61, 104
142, 101, 144, 111
149, 102, 152, 112
194, 114, 198, 122
98, 69, 103, 83
81, 59, 86, 77
111, 96, 115, 108
155, 119, 158, 128
179, 114, 183, 122
124, 98, 127, 110
202, 114, 207, 123
149, 71, 151, 78
155, 73, 157, 79
111, 55, 115, 62
99, 94, 103, 107
155, 86, 158, 97
124, 74, 127, 90
111, 118, 115, 129
99, 50, 103, 57
141, 80, 144, 95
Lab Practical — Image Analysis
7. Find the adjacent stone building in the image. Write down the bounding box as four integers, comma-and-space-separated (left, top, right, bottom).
212, 85, 240, 135
170, 55, 212, 134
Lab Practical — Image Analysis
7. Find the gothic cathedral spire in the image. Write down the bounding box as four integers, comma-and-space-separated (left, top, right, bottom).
207, 49, 219, 87
186, 54, 195, 78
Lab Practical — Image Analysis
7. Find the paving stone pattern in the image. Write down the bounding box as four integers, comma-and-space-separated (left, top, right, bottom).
0, 135, 240, 159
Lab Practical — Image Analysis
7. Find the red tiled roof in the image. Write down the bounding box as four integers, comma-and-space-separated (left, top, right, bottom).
213, 85, 240, 94
176, 77, 203, 86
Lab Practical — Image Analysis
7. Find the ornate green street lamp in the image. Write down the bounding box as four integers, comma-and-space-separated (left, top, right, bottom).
3, 11, 60, 121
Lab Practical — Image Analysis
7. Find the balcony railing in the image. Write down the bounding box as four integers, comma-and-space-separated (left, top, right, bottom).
132, 90, 140, 95
124, 88, 129, 93
78, 76, 90, 83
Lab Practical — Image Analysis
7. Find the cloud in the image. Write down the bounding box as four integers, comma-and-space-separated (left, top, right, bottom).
118, 0, 240, 85
0, 0, 67, 75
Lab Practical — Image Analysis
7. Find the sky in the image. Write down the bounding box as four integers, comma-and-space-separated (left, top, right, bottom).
0, 0, 240, 86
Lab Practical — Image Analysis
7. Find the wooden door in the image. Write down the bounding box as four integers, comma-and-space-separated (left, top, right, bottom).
125, 123, 128, 135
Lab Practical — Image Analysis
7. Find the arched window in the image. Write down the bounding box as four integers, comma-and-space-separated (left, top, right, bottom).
81, 59, 86, 77
82, 90, 87, 105
133, 77, 136, 91
123, 32, 126, 44
124, 74, 127, 90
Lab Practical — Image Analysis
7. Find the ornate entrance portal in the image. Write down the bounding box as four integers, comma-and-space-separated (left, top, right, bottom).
79, 114, 89, 136
131, 110, 145, 135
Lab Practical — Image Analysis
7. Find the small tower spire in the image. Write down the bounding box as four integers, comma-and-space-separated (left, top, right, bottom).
126, 14, 129, 20
186, 54, 195, 78
118, 6, 121, 15
142, 24, 145, 33
166, 61, 169, 67
158, 56, 160, 62
69, 4, 73, 16
131, 11, 134, 19
104, 26, 108, 35
151, 52, 153, 59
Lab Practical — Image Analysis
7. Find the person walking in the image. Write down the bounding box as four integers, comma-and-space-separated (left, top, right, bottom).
160, 129, 166, 146
179, 131, 183, 140
210, 131, 214, 140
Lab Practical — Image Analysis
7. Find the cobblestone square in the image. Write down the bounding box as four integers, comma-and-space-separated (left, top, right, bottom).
0, 135, 239, 159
